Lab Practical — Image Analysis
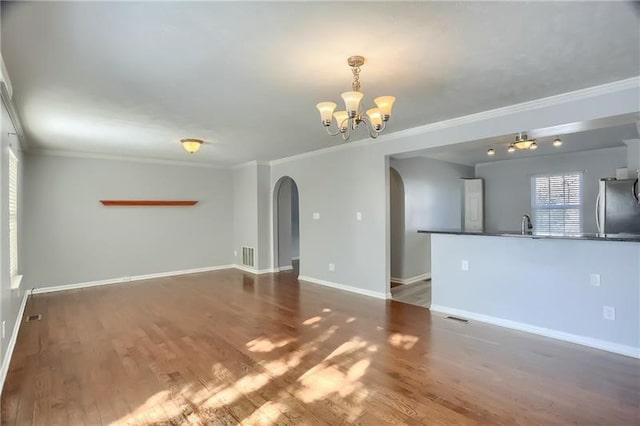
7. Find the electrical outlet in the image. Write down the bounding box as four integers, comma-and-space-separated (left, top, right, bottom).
461, 260, 469, 271
313, 212, 320, 220
603, 306, 616, 321
590, 273, 600, 287
2, 321, 5, 339
356, 212, 362, 221
328, 263, 335, 272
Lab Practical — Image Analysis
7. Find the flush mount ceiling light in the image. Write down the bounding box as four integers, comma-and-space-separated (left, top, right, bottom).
316, 55, 396, 141
488, 133, 565, 156
181, 138, 203, 154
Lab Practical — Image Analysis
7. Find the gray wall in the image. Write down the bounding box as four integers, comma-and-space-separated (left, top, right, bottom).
257, 164, 271, 270
232, 163, 258, 266
390, 156, 474, 279
476, 147, 627, 233
23, 154, 233, 288
1, 98, 25, 371
431, 234, 640, 352
266, 83, 638, 297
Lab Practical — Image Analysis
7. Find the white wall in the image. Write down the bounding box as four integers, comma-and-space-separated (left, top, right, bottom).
476, 147, 627, 233
23, 154, 233, 288
390, 156, 474, 279
431, 234, 640, 356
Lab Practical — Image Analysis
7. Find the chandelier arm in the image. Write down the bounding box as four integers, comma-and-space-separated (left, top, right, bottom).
325, 126, 341, 137
359, 114, 385, 138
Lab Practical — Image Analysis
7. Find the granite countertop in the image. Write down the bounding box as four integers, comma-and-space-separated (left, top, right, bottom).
417, 229, 640, 242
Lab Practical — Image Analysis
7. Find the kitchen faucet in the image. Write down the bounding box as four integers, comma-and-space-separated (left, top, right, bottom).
521, 214, 533, 235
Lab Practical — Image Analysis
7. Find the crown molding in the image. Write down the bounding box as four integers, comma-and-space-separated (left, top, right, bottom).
231, 159, 271, 170
270, 76, 640, 167
27, 149, 230, 169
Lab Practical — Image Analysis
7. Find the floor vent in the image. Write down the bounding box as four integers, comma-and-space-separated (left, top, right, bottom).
242, 246, 255, 267
446, 316, 469, 323
26, 314, 42, 322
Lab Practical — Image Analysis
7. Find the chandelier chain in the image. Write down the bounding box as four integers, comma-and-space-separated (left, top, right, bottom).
351, 66, 361, 92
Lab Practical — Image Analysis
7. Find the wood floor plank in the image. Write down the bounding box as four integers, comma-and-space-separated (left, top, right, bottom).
2, 269, 639, 425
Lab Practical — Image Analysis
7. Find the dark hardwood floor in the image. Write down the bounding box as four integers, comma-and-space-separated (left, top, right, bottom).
2, 269, 639, 425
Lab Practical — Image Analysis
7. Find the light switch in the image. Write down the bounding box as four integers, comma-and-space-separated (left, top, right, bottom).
313, 212, 320, 220
461, 260, 469, 271
356, 212, 362, 221
590, 273, 600, 287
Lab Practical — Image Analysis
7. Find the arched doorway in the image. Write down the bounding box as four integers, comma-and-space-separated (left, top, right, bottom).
389, 167, 405, 285
273, 176, 300, 276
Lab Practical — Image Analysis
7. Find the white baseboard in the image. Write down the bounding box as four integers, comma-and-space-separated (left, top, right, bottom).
232, 264, 276, 274
391, 272, 431, 285
277, 265, 293, 272
0, 290, 29, 393
298, 275, 389, 300
430, 304, 640, 359
32, 265, 235, 295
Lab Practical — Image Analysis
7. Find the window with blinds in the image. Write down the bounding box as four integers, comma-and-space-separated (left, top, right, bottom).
9, 149, 18, 284
531, 172, 582, 235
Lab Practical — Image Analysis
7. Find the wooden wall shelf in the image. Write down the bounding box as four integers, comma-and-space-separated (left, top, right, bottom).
100, 200, 198, 207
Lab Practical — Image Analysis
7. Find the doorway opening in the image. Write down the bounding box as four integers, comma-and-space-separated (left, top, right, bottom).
273, 176, 300, 277
389, 166, 432, 308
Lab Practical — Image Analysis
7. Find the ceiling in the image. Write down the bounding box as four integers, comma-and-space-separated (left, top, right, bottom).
2, 2, 639, 166
395, 119, 639, 167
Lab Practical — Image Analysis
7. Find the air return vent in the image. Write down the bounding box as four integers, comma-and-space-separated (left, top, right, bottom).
242, 246, 255, 267
26, 314, 42, 322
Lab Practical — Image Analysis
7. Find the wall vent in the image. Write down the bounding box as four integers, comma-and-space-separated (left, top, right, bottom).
242, 246, 255, 267
26, 314, 42, 322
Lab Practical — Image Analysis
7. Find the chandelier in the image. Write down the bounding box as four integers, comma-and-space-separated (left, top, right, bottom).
316, 56, 396, 141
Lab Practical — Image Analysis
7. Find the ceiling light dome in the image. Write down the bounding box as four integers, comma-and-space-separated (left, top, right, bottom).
513, 132, 536, 150
181, 138, 203, 154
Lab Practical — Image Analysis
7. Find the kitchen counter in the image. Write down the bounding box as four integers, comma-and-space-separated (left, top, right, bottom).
417, 229, 640, 242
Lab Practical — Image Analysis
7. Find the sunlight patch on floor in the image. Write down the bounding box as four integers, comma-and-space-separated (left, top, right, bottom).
246, 336, 295, 353
242, 401, 286, 424
302, 316, 322, 325
388, 332, 419, 349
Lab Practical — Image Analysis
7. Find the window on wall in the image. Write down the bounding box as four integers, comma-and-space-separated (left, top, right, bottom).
531, 172, 582, 235
9, 148, 20, 288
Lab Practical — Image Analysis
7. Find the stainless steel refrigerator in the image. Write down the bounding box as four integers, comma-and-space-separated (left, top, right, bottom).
596, 178, 640, 234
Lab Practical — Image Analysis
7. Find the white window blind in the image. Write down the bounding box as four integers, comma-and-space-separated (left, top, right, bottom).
531, 172, 582, 235
9, 149, 18, 280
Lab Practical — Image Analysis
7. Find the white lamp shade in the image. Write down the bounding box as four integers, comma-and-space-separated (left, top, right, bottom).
341, 91, 364, 117
333, 111, 349, 131
374, 96, 396, 119
366, 108, 383, 130
316, 102, 337, 125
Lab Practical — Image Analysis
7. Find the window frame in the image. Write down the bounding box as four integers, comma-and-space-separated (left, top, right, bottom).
8, 147, 21, 289
530, 171, 583, 236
